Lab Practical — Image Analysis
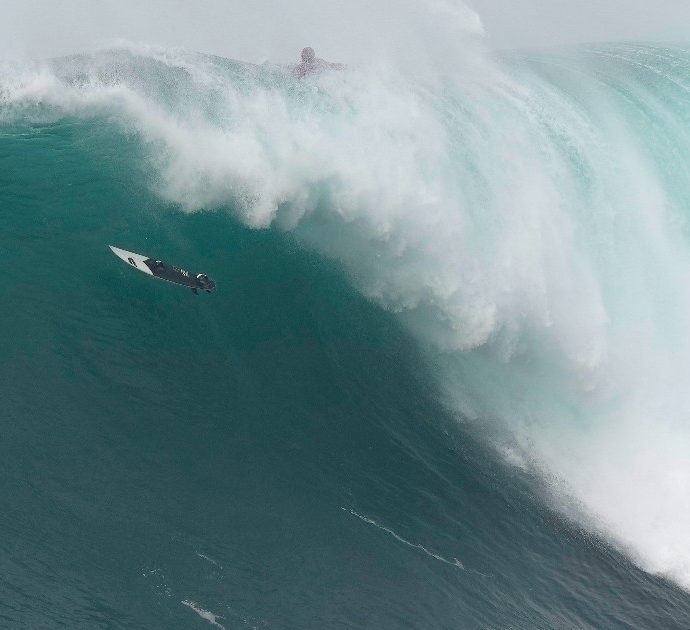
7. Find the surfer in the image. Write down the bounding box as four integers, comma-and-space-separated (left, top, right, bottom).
293, 47, 343, 78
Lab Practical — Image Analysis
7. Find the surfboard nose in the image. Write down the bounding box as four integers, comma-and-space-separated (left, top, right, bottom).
109, 245, 155, 275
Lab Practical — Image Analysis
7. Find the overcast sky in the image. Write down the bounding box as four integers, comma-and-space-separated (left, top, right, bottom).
2, 0, 690, 62
472, 0, 690, 50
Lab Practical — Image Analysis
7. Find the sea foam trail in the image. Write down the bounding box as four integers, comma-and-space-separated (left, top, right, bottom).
182, 601, 225, 629
342, 507, 492, 577
3, 28, 690, 588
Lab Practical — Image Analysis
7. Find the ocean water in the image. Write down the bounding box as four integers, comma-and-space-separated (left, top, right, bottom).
3, 40, 690, 629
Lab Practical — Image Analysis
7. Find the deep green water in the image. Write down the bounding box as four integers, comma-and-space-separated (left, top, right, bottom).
3, 44, 690, 628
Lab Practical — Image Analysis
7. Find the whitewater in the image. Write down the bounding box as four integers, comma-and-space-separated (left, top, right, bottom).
3, 2, 690, 626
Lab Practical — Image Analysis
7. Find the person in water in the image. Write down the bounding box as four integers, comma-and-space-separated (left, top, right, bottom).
293, 47, 343, 78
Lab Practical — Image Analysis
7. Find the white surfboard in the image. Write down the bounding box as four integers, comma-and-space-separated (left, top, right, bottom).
109, 245, 154, 275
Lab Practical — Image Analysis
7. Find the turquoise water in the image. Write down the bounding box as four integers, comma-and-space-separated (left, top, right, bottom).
3, 44, 690, 628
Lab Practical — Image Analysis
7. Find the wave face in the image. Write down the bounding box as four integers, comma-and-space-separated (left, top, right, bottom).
4, 38, 690, 627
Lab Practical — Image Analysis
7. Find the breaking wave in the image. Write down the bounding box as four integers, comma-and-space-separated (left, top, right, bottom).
4, 23, 690, 589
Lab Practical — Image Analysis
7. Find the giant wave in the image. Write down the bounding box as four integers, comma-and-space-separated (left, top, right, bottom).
4, 26, 690, 592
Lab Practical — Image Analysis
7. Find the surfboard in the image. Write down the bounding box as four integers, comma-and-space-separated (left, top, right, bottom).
109, 245, 216, 293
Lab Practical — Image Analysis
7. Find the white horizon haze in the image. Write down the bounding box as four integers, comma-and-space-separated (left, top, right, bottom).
1, 0, 690, 63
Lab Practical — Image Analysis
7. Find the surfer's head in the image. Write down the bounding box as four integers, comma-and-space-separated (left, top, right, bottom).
301, 47, 315, 63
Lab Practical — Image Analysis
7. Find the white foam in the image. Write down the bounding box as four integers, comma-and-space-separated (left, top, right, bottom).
342, 507, 491, 577
182, 600, 225, 629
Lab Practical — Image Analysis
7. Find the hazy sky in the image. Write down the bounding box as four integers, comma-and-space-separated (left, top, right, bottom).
472, 0, 690, 50
2, 0, 690, 62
